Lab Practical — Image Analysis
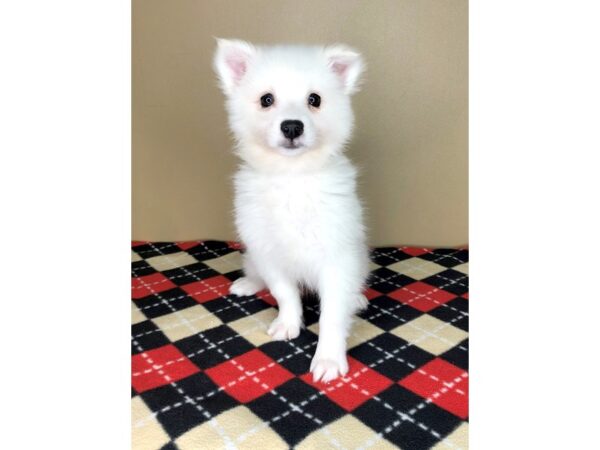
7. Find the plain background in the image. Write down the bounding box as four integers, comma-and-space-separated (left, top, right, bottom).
132, 0, 468, 247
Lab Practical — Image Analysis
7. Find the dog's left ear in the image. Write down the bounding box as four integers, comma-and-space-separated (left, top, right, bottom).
324, 45, 365, 95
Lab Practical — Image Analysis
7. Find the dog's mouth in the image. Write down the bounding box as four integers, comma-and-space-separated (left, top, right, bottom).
279, 139, 304, 151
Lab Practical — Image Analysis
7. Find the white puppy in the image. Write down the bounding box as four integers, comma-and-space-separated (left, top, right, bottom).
213, 39, 369, 383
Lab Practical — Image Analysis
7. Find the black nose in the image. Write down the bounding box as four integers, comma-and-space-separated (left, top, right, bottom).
280, 120, 304, 140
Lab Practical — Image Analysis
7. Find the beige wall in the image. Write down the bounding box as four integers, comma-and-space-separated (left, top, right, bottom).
133, 0, 468, 247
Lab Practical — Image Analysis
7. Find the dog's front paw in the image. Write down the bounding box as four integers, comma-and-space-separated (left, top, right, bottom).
229, 277, 264, 297
267, 316, 301, 341
310, 354, 349, 383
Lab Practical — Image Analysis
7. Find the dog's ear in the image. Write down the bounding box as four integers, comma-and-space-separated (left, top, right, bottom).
213, 38, 256, 95
324, 45, 365, 95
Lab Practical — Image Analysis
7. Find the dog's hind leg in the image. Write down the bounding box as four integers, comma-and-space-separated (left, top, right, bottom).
229, 253, 266, 297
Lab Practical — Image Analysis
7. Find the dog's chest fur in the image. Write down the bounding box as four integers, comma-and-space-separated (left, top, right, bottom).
233, 158, 364, 277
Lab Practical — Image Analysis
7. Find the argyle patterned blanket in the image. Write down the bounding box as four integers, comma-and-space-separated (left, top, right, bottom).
131, 241, 468, 449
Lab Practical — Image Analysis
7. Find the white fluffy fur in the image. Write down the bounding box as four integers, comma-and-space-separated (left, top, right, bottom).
214, 39, 369, 383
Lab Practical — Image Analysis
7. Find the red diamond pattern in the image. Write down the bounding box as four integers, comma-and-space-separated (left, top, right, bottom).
227, 241, 244, 250
131, 344, 200, 393
257, 290, 277, 306
205, 349, 294, 403
131, 272, 177, 299
177, 241, 201, 251
401, 247, 431, 257
301, 357, 393, 411
181, 275, 232, 303
387, 281, 456, 312
364, 287, 382, 300
399, 358, 468, 419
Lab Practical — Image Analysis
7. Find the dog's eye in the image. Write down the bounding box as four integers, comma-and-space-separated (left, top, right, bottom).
260, 93, 274, 108
308, 93, 321, 108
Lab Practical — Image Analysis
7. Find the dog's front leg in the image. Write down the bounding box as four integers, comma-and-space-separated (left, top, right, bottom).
310, 268, 357, 383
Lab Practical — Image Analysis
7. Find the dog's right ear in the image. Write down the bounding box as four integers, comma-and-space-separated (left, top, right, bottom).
213, 38, 256, 95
